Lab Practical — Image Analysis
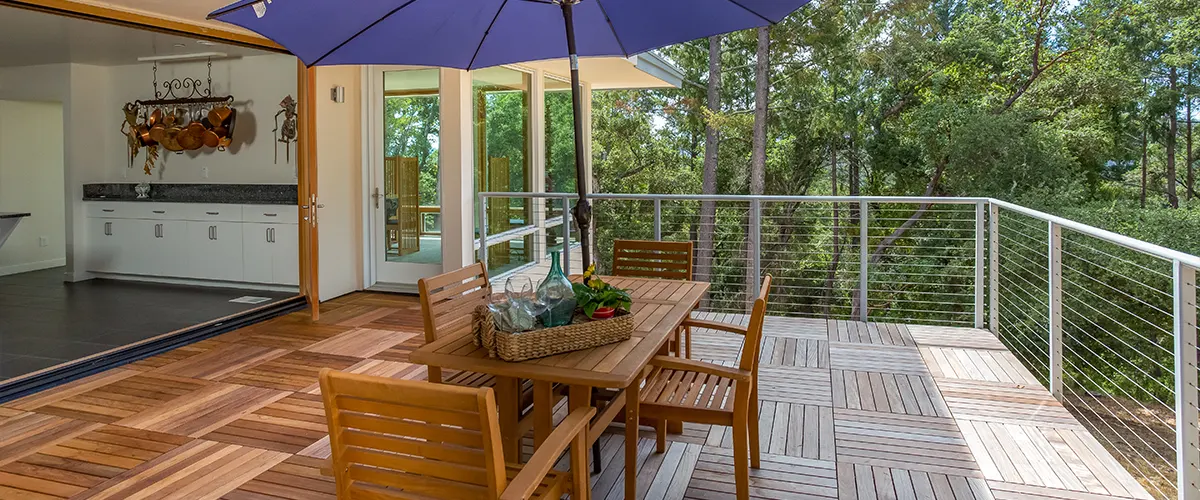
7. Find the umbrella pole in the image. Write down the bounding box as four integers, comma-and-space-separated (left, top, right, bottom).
561, 0, 592, 273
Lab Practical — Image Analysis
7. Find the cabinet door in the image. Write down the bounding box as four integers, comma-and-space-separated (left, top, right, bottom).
87, 218, 118, 273
150, 220, 190, 278
272, 224, 300, 286
115, 219, 156, 275
185, 221, 244, 282
241, 223, 274, 284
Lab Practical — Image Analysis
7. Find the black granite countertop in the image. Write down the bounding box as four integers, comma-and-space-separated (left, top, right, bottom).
83, 183, 298, 205
0, 212, 31, 219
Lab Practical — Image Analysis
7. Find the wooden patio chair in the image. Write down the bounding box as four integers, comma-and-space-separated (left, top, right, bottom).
640, 275, 772, 500
611, 239, 695, 358
318, 369, 595, 500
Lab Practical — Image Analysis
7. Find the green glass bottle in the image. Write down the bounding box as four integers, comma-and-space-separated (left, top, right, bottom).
536, 252, 576, 327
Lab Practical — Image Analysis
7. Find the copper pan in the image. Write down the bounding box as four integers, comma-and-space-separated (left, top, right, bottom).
208, 106, 233, 126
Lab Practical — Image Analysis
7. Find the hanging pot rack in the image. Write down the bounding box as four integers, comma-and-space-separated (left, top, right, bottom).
133, 59, 234, 109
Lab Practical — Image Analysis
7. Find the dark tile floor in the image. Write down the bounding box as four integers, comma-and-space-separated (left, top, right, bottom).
0, 267, 296, 381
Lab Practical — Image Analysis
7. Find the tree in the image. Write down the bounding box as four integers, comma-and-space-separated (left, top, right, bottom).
695, 36, 722, 285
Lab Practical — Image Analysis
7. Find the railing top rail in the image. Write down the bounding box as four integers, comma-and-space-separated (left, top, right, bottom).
478, 192, 991, 204
475, 192, 1200, 268
989, 199, 1200, 269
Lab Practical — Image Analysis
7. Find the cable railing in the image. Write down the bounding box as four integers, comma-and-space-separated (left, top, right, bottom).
475, 192, 1199, 500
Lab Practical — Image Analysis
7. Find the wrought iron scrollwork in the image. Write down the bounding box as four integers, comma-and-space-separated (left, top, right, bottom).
135, 59, 233, 107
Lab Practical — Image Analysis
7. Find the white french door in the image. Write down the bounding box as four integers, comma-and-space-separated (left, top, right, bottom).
367, 66, 444, 286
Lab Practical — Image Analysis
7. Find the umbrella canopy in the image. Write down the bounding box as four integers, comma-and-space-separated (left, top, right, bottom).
209, 0, 810, 270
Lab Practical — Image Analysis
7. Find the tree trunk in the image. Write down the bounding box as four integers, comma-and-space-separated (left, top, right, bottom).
1142, 125, 1148, 209
746, 26, 769, 305
1188, 68, 1194, 201
1167, 67, 1179, 208
825, 143, 841, 316
695, 35, 721, 285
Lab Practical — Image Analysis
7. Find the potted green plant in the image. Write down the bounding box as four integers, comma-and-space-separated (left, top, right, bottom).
572, 265, 632, 319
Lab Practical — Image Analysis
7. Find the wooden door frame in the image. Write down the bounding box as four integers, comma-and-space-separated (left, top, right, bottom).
298, 62, 320, 320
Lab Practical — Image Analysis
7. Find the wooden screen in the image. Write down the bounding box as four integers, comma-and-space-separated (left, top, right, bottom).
487, 157, 511, 268
386, 156, 421, 257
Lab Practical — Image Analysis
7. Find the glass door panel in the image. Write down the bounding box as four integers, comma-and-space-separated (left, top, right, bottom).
373, 68, 442, 285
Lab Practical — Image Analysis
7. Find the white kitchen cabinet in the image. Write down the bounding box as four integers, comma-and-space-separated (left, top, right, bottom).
84, 202, 297, 287
185, 221, 244, 282
242, 223, 299, 286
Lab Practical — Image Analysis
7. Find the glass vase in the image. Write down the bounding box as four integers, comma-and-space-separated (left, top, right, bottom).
536, 251, 576, 327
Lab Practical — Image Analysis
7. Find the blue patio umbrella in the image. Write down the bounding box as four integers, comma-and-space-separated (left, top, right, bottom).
208, 0, 811, 271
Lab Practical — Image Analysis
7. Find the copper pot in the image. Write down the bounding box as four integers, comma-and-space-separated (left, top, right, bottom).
147, 108, 163, 128
222, 108, 238, 138
135, 124, 155, 146
160, 129, 184, 152
177, 127, 204, 151
202, 128, 221, 148
208, 106, 233, 127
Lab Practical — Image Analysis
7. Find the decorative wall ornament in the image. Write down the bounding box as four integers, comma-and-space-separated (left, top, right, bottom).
273, 95, 298, 164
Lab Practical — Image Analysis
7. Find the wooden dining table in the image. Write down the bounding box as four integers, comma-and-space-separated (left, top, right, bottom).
410, 275, 709, 500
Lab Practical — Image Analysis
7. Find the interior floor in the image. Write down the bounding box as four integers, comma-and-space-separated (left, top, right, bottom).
0, 267, 295, 381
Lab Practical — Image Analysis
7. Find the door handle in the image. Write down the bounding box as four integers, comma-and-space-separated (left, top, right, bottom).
373, 187, 381, 209
270, 227, 276, 243
155, 224, 162, 238
209, 226, 216, 240
104, 222, 112, 236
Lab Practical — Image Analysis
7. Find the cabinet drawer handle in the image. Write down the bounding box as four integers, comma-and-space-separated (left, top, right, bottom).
152, 210, 166, 214
102, 209, 115, 213
263, 213, 277, 217
206, 211, 220, 215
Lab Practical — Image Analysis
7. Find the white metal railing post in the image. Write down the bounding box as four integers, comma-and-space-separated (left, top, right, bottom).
653, 199, 662, 241
975, 201, 986, 329
859, 200, 869, 322
478, 194, 489, 271
1048, 221, 1064, 400
1174, 260, 1199, 500
562, 195, 572, 276
750, 199, 762, 300
989, 203, 1000, 334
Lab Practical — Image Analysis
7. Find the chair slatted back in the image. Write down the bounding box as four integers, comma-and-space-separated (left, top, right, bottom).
738, 275, 773, 375
418, 262, 492, 345
320, 369, 507, 500
612, 240, 693, 281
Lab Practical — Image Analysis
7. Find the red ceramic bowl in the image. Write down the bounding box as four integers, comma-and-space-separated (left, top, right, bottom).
590, 307, 615, 320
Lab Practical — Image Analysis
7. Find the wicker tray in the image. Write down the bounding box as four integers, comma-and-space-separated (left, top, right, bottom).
472, 305, 634, 362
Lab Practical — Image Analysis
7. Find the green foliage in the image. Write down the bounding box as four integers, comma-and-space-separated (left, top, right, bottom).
571, 280, 632, 318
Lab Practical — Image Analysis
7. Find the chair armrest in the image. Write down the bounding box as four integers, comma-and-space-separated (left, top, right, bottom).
681, 318, 748, 336
648, 355, 752, 382
501, 406, 596, 500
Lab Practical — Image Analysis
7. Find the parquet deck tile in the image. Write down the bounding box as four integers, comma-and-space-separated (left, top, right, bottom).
685, 446, 838, 500
921, 347, 1040, 385
833, 407, 982, 478
123, 339, 229, 372
0, 426, 190, 499
837, 463, 994, 500
202, 392, 328, 454
300, 327, 419, 358
218, 350, 363, 391
828, 321, 916, 347
115, 382, 289, 437
219, 455, 336, 500
829, 343, 930, 375
0, 412, 102, 468
71, 439, 289, 500
832, 369, 951, 417
937, 378, 1081, 428
907, 326, 1008, 350
958, 421, 1151, 499
761, 337, 829, 368
153, 343, 290, 381
0, 292, 1158, 500
25, 373, 212, 423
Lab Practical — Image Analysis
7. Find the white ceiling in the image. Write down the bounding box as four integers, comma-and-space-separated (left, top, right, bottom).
0, 5, 274, 68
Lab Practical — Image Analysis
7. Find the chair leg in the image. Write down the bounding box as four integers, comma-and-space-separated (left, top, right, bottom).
655, 419, 667, 453
571, 431, 591, 500
591, 439, 602, 475
749, 399, 761, 469
673, 327, 683, 358
733, 416, 750, 500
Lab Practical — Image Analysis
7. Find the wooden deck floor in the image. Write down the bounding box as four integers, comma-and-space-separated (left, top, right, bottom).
0, 292, 1154, 500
